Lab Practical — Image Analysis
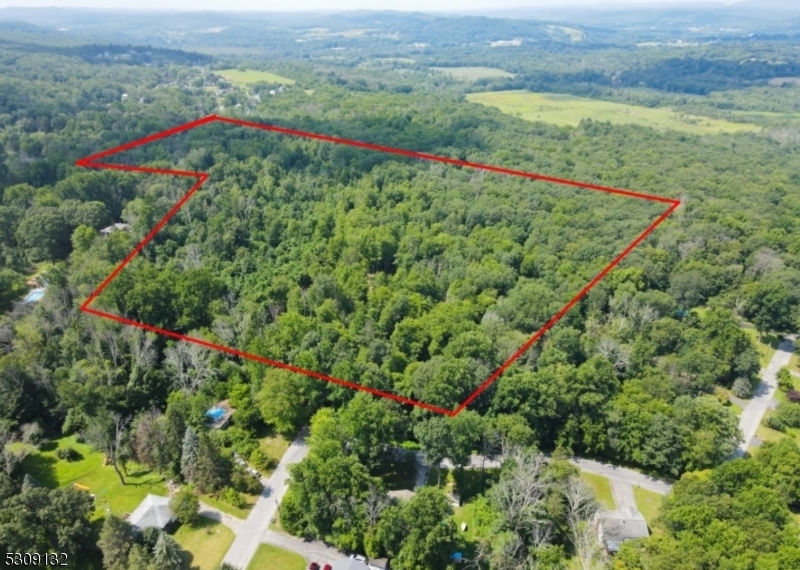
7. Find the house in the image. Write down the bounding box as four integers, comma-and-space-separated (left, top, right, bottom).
332, 559, 369, 570
127, 494, 174, 531
100, 223, 130, 237
595, 506, 650, 554
369, 558, 390, 570
206, 400, 235, 429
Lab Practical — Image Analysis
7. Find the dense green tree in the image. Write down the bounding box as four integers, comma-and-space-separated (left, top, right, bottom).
98, 514, 134, 570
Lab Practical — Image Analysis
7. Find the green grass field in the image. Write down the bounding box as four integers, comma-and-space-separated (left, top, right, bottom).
432, 66, 515, 80
216, 69, 296, 86
247, 544, 306, 570
579, 472, 615, 511
174, 519, 235, 570
21, 435, 167, 518
634, 487, 664, 530
467, 91, 765, 135
258, 429, 291, 476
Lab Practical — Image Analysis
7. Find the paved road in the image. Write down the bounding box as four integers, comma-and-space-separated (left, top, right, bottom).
437, 453, 673, 495
222, 430, 310, 569
737, 337, 795, 455
199, 501, 244, 534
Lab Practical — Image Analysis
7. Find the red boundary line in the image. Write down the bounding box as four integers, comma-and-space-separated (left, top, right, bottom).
76, 115, 680, 416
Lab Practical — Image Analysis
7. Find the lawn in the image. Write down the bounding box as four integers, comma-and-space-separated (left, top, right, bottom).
216, 68, 296, 86
199, 491, 259, 520
174, 518, 235, 570
741, 327, 781, 367
432, 66, 515, 80
247, 544, 306, 570
756, 422, 800, 447
775, 375, 800, 404
257, 428, 291, 476
634, 487, 664, 530
21, 435, 167, 518
466, 91, 764, 136
790, 351, 800, 374
580, 472, 615, 511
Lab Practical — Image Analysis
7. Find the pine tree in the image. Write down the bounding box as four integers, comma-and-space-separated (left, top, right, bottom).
180, 426, 199, 483
194, 432, 230, 494
152, 531, 185, 570
98, 514, 133, 570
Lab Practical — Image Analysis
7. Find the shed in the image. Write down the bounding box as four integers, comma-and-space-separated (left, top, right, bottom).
369, 559, 390, 570
127, 494, 174, 531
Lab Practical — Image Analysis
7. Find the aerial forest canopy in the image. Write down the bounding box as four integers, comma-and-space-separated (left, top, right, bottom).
0, 12, 800, 568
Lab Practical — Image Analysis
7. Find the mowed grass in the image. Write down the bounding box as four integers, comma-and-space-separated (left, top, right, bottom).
174, 518, 235, 570
432, 66, 515, 80
247, 544, 306, 570
467, 91, 764, 135
21, 435, 167, 518
216, 68, 296, 86
741, 327, 781, 367
634, 487, 664, 530
579, 472, 616, 511
199, 491, 259, 520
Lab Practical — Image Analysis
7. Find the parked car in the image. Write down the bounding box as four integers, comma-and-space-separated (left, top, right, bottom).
350, 554, 368, 562
323, 565, 332, 570
308, 563, 320, 570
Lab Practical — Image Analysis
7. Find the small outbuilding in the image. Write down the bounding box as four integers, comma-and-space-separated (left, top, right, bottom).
369, 558, 390, 570
127, 494, 174, 531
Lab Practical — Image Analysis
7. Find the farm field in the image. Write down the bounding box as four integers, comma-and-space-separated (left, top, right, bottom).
466, 90, 765, 135
432, 66, 515, 80
215, 68, 296, 86
174, 519, 235, 570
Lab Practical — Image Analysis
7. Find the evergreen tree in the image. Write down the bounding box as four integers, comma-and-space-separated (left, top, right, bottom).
152, 531, 185, 570
98, 514, 134, 570
194, 432, 230, 493
180, 426, 199, 484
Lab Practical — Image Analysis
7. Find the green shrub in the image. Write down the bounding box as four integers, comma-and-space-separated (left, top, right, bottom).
219, 487, 246, 509
777, 367, 793, 392
56, 446, 81, 462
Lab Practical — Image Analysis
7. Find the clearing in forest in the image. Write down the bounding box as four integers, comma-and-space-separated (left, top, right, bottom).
75, 115, 677, 416
215, 68, 296, 86
467, 90, 764, 135
432, 67, 516, 80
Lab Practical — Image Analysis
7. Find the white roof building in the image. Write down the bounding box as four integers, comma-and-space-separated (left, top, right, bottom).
128, 494, 174, 531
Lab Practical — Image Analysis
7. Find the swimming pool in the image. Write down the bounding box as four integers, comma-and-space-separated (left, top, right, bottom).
206, 407, 225, 422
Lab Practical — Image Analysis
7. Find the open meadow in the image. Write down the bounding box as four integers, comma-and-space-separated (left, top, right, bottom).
467, 90, 766, 135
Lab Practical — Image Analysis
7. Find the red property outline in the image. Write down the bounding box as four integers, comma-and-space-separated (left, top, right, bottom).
76, 115, 680, 416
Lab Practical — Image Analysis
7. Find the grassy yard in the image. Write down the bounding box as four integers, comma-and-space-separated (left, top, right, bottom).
432, 66, 515, 80
247, 544, 306, 570
634, 487, 664, 530
466, 91, 765, 136
580, 472, 615, 511
21, 435, 167, 518
790, 351, 800, 374
756, 422, 800, 447
775, 375, 800, 404
257, 428, 291, 476
199, 491, 259, 519
216, 68, 296, 86
741, 327, 781, 367
174, 518, 235, 570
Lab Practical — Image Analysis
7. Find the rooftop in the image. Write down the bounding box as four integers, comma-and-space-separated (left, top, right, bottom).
127, 494, 174, 530
596, 507, 649, 553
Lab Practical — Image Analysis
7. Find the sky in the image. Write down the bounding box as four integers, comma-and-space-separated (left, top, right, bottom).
0, 0, 743, 12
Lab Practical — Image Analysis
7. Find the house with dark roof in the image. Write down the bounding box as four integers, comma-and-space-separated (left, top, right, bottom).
595, 506, 650, 554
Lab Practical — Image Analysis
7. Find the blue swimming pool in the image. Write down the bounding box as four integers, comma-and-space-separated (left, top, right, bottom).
206, 407, 225, 422
23, 289, 45, 304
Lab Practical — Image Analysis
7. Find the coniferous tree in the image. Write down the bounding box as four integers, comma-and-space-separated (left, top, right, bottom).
180, 426, 199, 484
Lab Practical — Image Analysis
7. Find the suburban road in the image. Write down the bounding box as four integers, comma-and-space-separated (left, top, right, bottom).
222, 430, 310, 569
737, 336, 796, 455
439, 454, 673, 495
